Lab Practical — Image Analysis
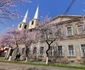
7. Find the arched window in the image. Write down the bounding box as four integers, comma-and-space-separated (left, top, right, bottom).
24, 25, 27, 29
31, 21, 34, 25
67, 27, 73, 36
77, 25, 83, 35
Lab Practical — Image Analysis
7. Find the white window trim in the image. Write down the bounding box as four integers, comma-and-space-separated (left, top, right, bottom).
68, 45, 75, 56
66, 26, 73, 36
58, 46, 63, 56
39, 47, 44, 56
51, 46, 54, 56
79, 44, 83, 57
74, 45, 76, 56
33, 47, 37, 55
80, 44, 85, 57
62, 46, 64, 56
77, 25, 83, 35
77, 25, 80, 35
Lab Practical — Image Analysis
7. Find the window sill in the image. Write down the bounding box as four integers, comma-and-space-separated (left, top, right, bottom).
66, 35, 74, 37
81, 56, 85, 58
67, 55, 76, 58
38, 55, 44, 57
57, 56, 64, 58
57, 55, 64, 57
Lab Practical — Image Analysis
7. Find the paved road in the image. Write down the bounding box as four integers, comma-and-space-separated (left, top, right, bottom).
0, 62, 79, 70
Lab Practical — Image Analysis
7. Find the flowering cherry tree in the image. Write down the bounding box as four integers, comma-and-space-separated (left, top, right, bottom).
0, 28, 22, 60
20, 29, 37, 61
0, 0, 31, 24
37, 19, 63, 64
0, 28, 37, 61
0, 31, 14, 47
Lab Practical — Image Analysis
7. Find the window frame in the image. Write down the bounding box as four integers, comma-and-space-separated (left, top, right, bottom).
81, 44, 85, 57
39, 47, 44, 56
22, 48, 25, 55
31, 21, 34, 25
66, 26, 73, 36
58, 46, 63, 56
24, 25, 27, 29
68, 45, 74, 56
33, 47, 37, 55
77, 25, 83, 35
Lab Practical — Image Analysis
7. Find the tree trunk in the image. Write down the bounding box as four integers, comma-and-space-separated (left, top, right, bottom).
8, 56, 12, 61
25, 57, 28, 62
46, 57, 48, 64
16, 41, 19, 48
25, 45, 29, 62
46, 43, 51, 64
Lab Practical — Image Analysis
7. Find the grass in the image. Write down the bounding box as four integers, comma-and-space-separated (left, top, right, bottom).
0, 60, 85, 70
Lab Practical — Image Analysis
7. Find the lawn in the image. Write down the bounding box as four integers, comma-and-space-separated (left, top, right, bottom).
0, 60, 85, 70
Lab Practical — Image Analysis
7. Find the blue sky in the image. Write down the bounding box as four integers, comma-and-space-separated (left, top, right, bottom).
0, 0, 85, 34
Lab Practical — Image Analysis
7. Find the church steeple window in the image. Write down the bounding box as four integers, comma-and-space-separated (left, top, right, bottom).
19, 24, 22, 28
31, 21, 34, 25
24, 25, 27, 29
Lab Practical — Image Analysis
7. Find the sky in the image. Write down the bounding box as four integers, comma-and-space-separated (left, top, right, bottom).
0, 0, 85, 34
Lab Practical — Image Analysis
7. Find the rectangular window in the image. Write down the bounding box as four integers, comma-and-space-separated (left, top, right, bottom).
33, 47, 37, 55
40, 47, 44, 56
77, 25, 83, 35
58, 46, 62, 56
26, 48, 30, 56
67, 27, 72, 36
68, 45, 74, 56
22, 48, 25, 55
81, 44, 85, 56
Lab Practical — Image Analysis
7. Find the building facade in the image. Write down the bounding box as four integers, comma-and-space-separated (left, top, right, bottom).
17, 6, 85, 63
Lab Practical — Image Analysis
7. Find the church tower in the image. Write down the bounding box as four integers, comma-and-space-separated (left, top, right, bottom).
18, 10, 28, 30
28, 6, 41, 29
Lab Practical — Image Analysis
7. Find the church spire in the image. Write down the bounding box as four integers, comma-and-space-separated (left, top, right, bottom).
34, 5, 39, 19
22, 10, 28, 23
28, 5, 41, 29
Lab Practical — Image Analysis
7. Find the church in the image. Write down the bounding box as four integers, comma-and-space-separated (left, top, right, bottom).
17, 6, 85, 64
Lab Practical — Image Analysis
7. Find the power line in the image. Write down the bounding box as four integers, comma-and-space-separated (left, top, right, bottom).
64, 0, 76, 15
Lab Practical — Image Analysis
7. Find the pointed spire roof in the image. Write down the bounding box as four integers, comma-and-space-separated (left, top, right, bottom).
34, 5, 39, 19
22, 10, 28, 23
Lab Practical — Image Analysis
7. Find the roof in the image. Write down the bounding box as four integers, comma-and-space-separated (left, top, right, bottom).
51, 15, 85, 21
48, 15, 85, 26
